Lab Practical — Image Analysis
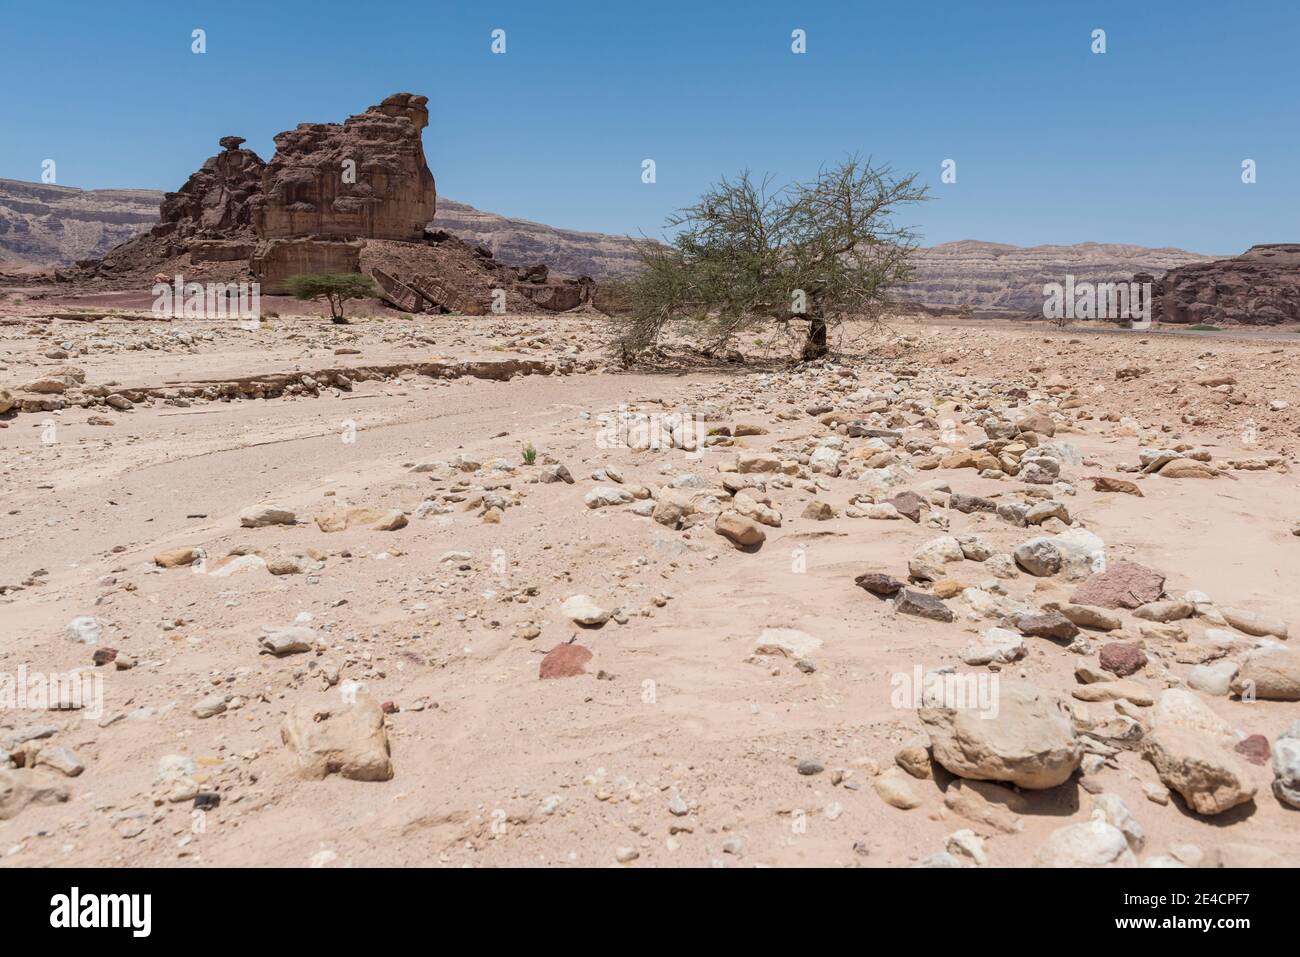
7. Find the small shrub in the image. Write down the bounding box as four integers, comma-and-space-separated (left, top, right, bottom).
522, 443, 538, 466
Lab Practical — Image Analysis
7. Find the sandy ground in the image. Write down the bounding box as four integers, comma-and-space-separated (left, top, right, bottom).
0, 310, 1297, 868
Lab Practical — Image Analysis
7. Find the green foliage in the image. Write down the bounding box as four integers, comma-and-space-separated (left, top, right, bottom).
1188, 323, 1221, 331
607, 156, 927, 364
284, 273, 377, 324
522, 442, 538, 466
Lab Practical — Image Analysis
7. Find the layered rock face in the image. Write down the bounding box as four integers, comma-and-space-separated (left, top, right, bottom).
432, 198, 644, 279
0, 178, 161, 269
905, 240, 1213, 313
252, 238, 364, 294
1145, 244, 1300, 326
251, 93, 436, 241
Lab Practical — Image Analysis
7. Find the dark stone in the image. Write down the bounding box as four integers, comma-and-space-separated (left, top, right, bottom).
92, 647, 118, 667
895, 589, 955, 623
855, 572, 905, 598
1018, 612, 1080, 642
951, 492, 996, 514
193, 791, 221, 811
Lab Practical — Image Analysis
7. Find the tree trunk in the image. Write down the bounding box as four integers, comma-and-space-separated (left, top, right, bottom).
802, 313, 828, 360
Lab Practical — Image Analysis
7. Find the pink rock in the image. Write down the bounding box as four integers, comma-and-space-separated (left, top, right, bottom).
540, 643, 593, 680
1099, 642, 1147, 677
1234, 734, 1270, 766
1071, 560, 1166, 610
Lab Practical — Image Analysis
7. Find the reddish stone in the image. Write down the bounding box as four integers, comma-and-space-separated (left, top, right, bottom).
540, 643, 593, 679
1099, 642, 1147, 677
1071, 560, 1166, 610
883, 491, 924, 523
1234, 734, 1270, 766
380, 701, 398, 714
92, 647, 118, 667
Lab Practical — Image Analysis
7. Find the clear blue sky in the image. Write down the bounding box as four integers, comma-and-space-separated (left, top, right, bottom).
1, 0, 1295, 255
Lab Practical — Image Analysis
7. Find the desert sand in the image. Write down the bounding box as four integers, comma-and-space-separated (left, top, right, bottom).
1, 309, 1297, 868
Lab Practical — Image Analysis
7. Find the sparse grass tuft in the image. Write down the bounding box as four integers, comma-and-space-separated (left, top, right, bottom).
522, 443, 538, 466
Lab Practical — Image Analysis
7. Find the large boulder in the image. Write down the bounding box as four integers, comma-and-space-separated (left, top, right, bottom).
919, 679, 1082, 789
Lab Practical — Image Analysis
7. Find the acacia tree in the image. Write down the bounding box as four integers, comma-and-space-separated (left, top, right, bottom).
610, 157, 927, 363
284, 273, 377, 324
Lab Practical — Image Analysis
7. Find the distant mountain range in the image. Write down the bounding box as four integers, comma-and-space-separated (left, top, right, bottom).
0, 178, 162, 271
0, 176, 1215, 310
907, 240, 1216, 312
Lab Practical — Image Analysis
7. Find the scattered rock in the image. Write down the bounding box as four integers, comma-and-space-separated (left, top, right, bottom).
0, 768, 70, 820
1187, 660, 1238, 697
1272, 723, 1300, 809
1229, 647, 1300, 700
943, 779, 1025, 833
1142, 727, 1256, 815
873, 768, 922, 809
801, 500, 835, 520
714, 512, 766, 549
1099, 642, 1147, 677
895, 589, 955, 623
65, 616, 101, 644
1018, 611, 1079, 643
315, 507, 407, 532
239, 505, 297, 527
259, 625, 317, 656
1057, 603, 1122, 632
1220, 607, 1289, 640
281, 697, 394, 782
855, 572, 904, 597
1033, 814, 1136, 867
1071, 560, 1166, 610
559, 594, 611, 627
584, 486, 633, 509
540, 643, 593, 679
919, 679, 1081, 789
961, 627, 1026, 665
754, 628, 822, 659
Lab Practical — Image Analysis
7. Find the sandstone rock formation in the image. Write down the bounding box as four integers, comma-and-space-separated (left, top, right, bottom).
42, 93, 594, 313
156, 136, 265, 243
1141, 244, 1300, 326
251, 93, 436, 242
252, 237, 364, 294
